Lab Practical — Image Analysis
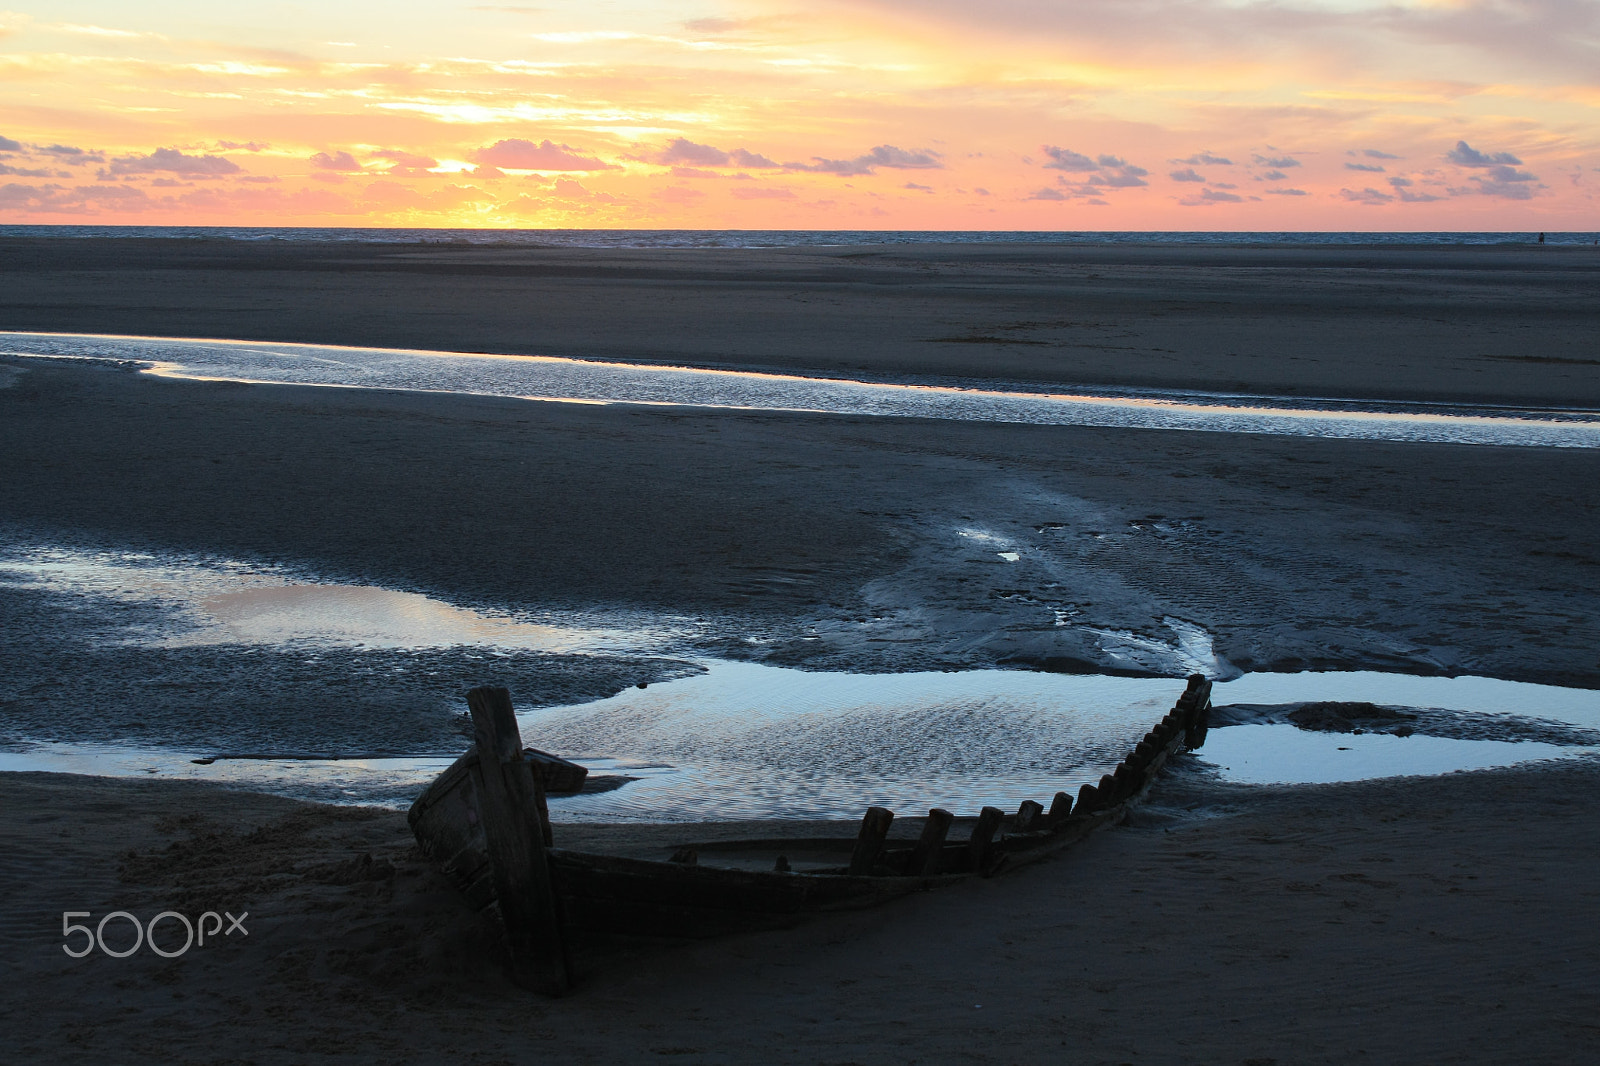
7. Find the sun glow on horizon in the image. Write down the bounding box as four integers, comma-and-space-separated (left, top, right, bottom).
1, 0, 1596, 229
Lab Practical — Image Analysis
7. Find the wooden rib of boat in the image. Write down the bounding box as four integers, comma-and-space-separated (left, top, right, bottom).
408, 676, 1213, 993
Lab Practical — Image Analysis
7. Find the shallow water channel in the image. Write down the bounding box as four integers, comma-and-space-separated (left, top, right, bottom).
6, 331, 1600, 448
2, 545, 1596, 818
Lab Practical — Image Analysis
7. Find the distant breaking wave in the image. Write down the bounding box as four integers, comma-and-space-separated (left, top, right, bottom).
4, 332, 1599, 448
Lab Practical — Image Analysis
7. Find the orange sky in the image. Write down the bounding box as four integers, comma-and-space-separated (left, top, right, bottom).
2, 1, 1597, 229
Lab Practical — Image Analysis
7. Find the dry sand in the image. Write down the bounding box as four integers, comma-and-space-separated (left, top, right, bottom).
2, 239, 1599, 1061
3, 762, 1599, 1065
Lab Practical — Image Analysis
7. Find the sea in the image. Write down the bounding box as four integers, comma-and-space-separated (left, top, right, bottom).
1, 225, 1598, 247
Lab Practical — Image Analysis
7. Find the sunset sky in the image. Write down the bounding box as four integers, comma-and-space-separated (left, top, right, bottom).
1, 0, 1596, 229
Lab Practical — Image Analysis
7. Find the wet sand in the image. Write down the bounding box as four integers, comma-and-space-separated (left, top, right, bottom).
3, 238, 1599, 1060
4, 763, 1599, 1064
3, 237, 1600, 406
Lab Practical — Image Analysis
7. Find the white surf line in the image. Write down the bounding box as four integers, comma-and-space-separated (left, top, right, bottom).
4, 331, 1599, 448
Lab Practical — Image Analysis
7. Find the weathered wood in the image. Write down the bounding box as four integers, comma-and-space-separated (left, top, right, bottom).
1048, 791, 1073, 825
969, 806, 1004, 874
848, 806, 895, 875
906, 808, 954, 875
1014, 799, 1045, 833
465, 685, 570, 996
1075, 783, 1099, 816
1183, 678, 1214, 749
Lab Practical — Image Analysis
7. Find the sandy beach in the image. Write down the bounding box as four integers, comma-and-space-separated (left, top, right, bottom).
2, 237, 1598, 1061
5, 762, 1599, 1064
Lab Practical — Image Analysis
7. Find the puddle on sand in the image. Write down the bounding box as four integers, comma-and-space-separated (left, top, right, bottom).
0, 743, 458, 807
0, 545, 680, 653
1, 658, 1595, 815
1199, 671, 1600, 786
6, 331, 1600, 448
1197, 725, 1585, 786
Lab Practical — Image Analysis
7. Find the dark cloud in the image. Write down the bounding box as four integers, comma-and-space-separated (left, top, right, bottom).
1259, 169, 1288, 181
1040, 146, 1148, 192
1183, 188, 1244, 204
1170, 168, 1206, 182
1345, 162, 1385, 172
0, 135, 21, 152
0, 163, 59, 178
648, 139, 780, 169
655, 138, 729, 166
38, 144, 102, 163
1027, 187, 1068, 200
1264, 187, 1307, 196
903, 182, 933, 192
1252, 154, 1300, 168
1041, 146, 1096, 170
1363, 149, 1400, 159
1469, 164, 1540, 199
1389, 177, 1442, 203
786, 144, 942, 175
216, 141, 269, 152
474, 139, 615, 171
105, 148, 241, 178
1176, 152, 1232, 166
1445, 140, 1522, 166
1340, 187, 1394, 205
311, 151, 362, 171
237, 175, 279, 184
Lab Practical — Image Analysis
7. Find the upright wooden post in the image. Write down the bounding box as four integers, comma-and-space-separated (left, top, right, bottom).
849, 806, 895, 875
1182, 675, 1213, 750
968, 806, 1004, 874
465, 686, 571, 996
1014, 799, 1044, 833
907, 808, 954, 875
1047, 791, 1073, 826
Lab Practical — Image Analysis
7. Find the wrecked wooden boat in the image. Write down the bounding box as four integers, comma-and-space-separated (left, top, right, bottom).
409, 677, 1213, 994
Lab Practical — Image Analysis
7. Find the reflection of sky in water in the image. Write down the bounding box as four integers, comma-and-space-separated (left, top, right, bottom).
0, 545, 678, 653
6, 331, 1599, 448
4, 544, 1598, 817
3, 660, 1593, 818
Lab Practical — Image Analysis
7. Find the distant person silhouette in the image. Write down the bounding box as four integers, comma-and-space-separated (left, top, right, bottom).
1538, 232, 1546, 244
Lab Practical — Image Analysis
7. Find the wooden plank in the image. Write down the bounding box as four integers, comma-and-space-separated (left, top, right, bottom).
848, 806, 895, 875
465, 685, 570, 996
907, 808, 954, 875
969, 806, 1004, 874
1014, 799, 1044, 833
